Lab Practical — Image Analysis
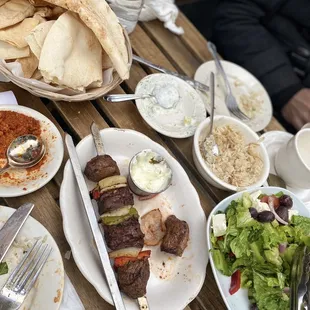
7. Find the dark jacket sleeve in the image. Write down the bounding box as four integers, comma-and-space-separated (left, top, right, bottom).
212, 0, 304, 111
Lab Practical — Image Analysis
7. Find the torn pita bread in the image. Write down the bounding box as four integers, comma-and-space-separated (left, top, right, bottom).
39, 11, 103, 91
25, 20, 55, 59
44, 0, 129, 80
0, 0, 9, 6
29, 0, 51, 6
0, 41, 29, 59
34, 6, 65, 18
34, 6, 52, 17
0, 0, 35, 29
0, 18, 40, 49
31, 68, 42, 79
102, 51, 113, 70
16, 52, 39, 78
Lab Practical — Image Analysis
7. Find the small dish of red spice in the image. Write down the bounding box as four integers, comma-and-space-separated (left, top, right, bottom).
0, 105, 64, 198
0, 111, 42, 159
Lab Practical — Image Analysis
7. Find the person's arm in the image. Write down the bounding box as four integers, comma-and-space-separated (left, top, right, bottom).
212, 0, 307, 129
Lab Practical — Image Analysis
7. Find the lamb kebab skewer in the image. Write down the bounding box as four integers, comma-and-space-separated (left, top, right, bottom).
85, 122, 150, 308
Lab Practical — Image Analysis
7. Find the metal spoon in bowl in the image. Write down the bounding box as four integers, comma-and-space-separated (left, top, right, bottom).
0, 135, 46, 174
206, 72, 219, 157
103, 85, 180, 109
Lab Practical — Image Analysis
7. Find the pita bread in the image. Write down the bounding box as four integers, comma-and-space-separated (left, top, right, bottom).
0, 0, 35, 29
0, 18, 40, 49
29, 0, 51, 6
16, 52, 39, 78
0, 40, 29, 59
31, 68, 42, 79
39, 11, 103, 91
0, 0, 9, 6
44, 0, 129, 80
25, 20, 55, 59
34, 6, 53, 17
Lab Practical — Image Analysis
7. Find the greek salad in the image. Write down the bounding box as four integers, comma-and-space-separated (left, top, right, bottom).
211, 190, 310, 310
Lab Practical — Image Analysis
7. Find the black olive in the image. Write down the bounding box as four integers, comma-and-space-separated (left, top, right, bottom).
276, 205, 289, 223
250, 304, 258, 310
257, 211, 275, 223
279, 195, 293, 208
249, 207, 258, 219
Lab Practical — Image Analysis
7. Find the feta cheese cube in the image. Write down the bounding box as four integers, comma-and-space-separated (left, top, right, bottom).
250, 190, 262, 201
212, 214, 227, 237
252, 200, 270, 212
288, 209, 299, 221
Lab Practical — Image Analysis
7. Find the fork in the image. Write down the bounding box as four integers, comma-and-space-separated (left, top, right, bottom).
207, 42, 250, 121
0, 240, 52, 310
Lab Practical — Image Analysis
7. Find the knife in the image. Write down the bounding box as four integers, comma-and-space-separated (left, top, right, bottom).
290, 245, 310, 310
0, 203, 34, 263
65, 134, 126, 310
133, 54, 209, 93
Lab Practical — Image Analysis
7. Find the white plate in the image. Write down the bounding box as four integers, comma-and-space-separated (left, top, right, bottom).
194, 61, 272, 132
0, 105, 64, 197
135, 73, 206, 138
0, 205, 64, 310
60, 128, 207, 310
261, 131, 310, 207
206, 186, 310, 310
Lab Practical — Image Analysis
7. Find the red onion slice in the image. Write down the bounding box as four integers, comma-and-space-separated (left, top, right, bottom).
279, 243, 287, 253
268, 197, 289, 225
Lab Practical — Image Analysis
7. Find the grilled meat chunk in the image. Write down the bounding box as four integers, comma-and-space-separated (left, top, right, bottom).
161, 215, 189, 257
98, 186, 134, 214
84, 155, 120, 182
117, 258, 150, 299
103, 216, 144, 250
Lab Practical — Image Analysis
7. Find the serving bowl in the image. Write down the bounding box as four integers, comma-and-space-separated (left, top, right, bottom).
192, 115, 270, 191
206, 186, 310, 310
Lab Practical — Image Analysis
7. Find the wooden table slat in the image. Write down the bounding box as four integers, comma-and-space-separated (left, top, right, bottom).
141, 20, 201, 77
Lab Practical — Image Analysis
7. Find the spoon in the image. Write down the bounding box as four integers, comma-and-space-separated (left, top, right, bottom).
0, 135, 46, 174
103, 94, 154, 103
206, 71, 219, 156
103, 85, 179, 109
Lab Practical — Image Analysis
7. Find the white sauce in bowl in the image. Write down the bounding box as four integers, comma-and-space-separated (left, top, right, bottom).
130, 149, 172, 193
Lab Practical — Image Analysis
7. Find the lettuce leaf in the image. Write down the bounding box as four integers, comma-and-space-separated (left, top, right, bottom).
253, 271, 289, 310
211, 249, 231, 276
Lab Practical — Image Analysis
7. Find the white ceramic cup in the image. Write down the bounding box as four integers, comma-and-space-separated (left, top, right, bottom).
302, 123, 310, 129
275, 128, 310, 189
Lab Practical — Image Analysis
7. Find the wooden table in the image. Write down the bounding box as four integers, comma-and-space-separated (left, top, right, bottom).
0, 13, 286, 310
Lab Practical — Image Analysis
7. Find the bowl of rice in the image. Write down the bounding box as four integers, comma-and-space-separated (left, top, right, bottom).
193, 115, 270, 191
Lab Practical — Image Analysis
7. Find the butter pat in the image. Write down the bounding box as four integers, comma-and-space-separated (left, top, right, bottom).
130, 149, 172, 193
212, 214, 227, 237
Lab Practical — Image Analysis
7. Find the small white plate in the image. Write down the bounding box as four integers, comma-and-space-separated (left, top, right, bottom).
0, 205, 64, 310
0, 105, 64, 197
135, 73, 206, 138
194, 61, 272, 132
60, 128, 207, 310
207, 187, 310, 310
261, 131, 310, 207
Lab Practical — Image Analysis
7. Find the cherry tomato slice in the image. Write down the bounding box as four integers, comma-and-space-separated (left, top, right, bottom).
229, 270, 241, 295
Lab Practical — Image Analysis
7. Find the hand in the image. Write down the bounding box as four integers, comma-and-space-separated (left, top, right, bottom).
282, 88, 310, 130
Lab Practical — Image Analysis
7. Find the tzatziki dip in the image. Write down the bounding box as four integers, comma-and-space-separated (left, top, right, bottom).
129, 149, 172, 194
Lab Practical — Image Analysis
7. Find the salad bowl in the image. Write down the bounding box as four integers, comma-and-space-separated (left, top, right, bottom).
207, 186, 310, 310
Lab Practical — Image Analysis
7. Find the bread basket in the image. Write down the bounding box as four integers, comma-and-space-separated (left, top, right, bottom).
0, 27, 132, 102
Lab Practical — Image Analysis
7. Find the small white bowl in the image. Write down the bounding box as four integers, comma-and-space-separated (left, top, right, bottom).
193, 115, 270, 191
